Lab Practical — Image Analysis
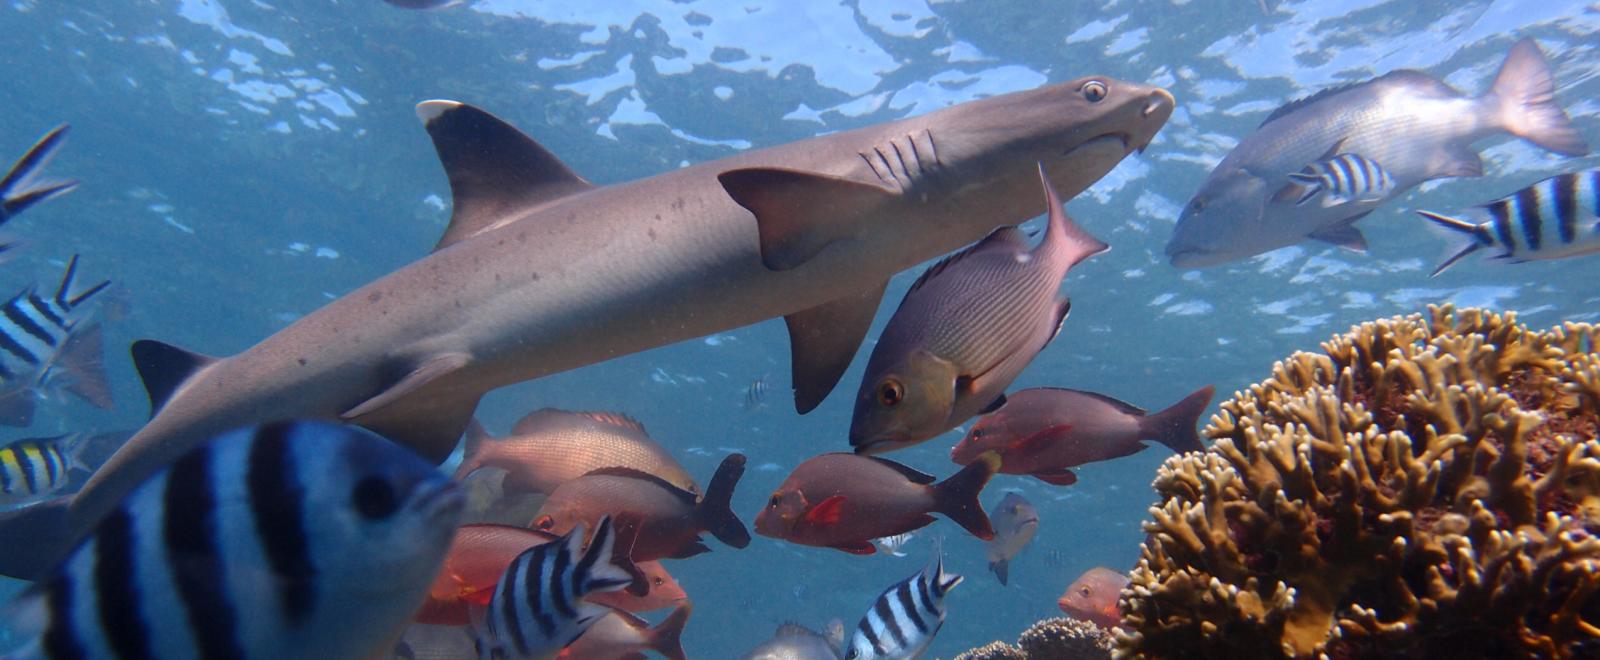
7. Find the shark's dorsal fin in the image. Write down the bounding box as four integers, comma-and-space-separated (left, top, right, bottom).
718, 168, 897, 271
416, 101, 596, 252
131, 339, 219, 416
785, 281, 887, 414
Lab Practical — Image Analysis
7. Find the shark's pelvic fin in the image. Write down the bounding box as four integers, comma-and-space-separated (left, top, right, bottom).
718, 167, 896, 271
417, 100, 596, 252
341, 351, 477, 462
784, 281, 886, 414
131, 339, 220, 416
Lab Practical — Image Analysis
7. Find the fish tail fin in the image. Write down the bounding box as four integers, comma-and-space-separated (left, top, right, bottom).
931, 451, 1000, 540
0, 125, 76, 222
698, 453, 751, 549
1487, 38, 1589, 156
574, 516, 637, 595
451, 418, 492, 481
1141, 385, 1215, 454
53, 255, 109, 312
647, 601, 692, 660
825, 618, 846, 651
1418, 210, 1488, 277
1037, 163, 1110, 267
0, 494, 74, 580
0, 386, 37, 427
55, 322, 113, 410
989, 558, 1011, 585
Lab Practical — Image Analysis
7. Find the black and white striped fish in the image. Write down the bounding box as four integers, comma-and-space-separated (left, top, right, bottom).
4, 420, 464, 659
744, 375, 770, 411
0, 255, 115, 427
474, 515, 639, 660
1, 125, 77, 225
1286, 153, 1394, 207
0, 434, 86, 506
1418, 169, 1600, 276
845, 545, 963, 659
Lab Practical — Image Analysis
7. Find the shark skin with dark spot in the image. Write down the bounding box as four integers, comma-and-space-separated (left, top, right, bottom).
0, 77, 1172, 579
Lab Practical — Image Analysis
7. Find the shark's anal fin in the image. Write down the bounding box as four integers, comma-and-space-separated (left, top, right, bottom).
718, 168, 897, 271
342, 352, 477, 463
131, 339, 219, 416
784, 282, 887, 414
416, 101, 596, 252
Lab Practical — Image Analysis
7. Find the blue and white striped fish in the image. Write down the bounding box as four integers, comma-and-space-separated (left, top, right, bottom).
475, 515, 639, 660
1418, 169, 1600, 276
4, 420, 464, 659
845, 545, 963, 659
0, 255, 114, 427
0, 434, 86, 506
1286, 153, 1394, 207
1, 125, 77, 225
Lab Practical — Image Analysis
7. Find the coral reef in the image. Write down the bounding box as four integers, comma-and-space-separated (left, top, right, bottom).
1117, 306, 1600, 659
956, 617, 1113, 659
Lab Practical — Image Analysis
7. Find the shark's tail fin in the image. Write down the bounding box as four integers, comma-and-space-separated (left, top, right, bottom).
1488, 38, 1589, 157
0, 125, 77, 223
1418, 210, 1492, 277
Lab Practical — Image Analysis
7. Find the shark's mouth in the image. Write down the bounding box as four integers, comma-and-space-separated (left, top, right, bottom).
1063, 133, 1139, 160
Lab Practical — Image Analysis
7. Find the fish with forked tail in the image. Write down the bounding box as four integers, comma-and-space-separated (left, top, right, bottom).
454, 410, 700, 497
1168, 38, 1589, 268
0, 255, 115, 427
951, 385, 1214, 486
754, 452, 1001, 554
985, 492, 1039, 586
849, 165, 1109, 455
1419, 169, 1600, 276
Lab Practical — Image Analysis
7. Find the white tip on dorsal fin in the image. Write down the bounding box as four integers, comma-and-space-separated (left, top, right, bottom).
417, 101, 596, 252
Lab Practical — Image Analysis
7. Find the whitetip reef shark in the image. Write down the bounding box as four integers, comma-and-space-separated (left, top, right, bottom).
0, 76, 1172, 578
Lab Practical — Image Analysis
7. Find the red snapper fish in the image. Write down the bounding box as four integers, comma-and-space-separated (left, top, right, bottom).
1058, 566, 1129, 628
951, 385, 1213, 486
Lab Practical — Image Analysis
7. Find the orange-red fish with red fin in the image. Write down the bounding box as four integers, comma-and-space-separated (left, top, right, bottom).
1058, 566, 1129, 628
532, 453, 750, 562
754, 452, 1000, 554
454, 410, 699, 496
951, 385, 1213, 486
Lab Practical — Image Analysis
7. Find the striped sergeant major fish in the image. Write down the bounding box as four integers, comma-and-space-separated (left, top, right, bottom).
845, 543, 963, 659
4, 420, 463, 659
1, 125, 77, 225
1286, 152, 1394, 207
0, 255, 114, 427
474, 515, 640, 660
1418, 169, 1600, 276
0, 434, 87, 506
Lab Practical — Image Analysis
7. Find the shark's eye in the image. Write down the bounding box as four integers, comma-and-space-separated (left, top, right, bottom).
1082, 80, 1108, 103
877, 379, 905, 407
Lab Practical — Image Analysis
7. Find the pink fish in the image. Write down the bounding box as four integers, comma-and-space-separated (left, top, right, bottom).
1058, 567, 1128, 628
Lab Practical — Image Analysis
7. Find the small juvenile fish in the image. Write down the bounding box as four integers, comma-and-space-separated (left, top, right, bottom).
6, 420, 464, 659
951, 385, 1214, 486
985, 492, 1039, 586
870, 532, 915, 557
0, 125, 76, 225
475, 515, 639, 659
1287, 152, 1394, 207
0, 255, 115, 427
849, 165, 1108, 455
846, 544, 963, 659
532, 453, 750, 561
1418, 169, 1600, 276
0, 434, 86, 506
745, 375, 771, 411
755, 452, 1000, 554
454, 410, 699, 496
1058, 566, 1130, 629
558, 601, 691, 660
741, 621, 845, 660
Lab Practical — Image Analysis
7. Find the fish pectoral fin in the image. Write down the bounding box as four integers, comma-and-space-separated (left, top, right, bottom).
829, 541, 877, 555
1270, 181, 1311, 205
802, 495, 848, 526
1306, 221, 1370, 253
717, 167, 897, 271
130, 339, 220, 417
784, 281, 888, 414
1033, 469, 1078, 486
979, 394, 1007, 415
415, 101, 596, 252
1426, 144, 1484, 179
1044, 298, 1072, 347
341, 352, 479, 463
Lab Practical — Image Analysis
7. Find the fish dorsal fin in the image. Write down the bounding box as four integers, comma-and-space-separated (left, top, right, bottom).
574, 411, 648, 434
907, 226, 1029, 297
509, 408, 571, 435
511, 409, 647, 436
416, 100, 595, 252
865, 455, 937, 484
1053, 387, 1148, 416
1258, 81, 1373, 128
582, 466, 699, 505
130, 339, 219, 416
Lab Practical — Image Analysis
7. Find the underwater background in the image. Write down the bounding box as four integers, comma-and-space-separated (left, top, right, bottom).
2, 0, 1599, 656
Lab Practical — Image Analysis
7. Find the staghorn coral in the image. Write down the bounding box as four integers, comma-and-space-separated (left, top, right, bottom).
1116, 306, 1600, 659
957, 617, 1113, 659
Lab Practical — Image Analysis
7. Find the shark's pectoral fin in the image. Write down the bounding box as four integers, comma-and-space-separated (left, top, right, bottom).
1307, 217, 1371, 253
343, 352, 478, 463
785, 281, 888, 414
131, 339, 220, 416
416, 101, 596, 252
718, 168, 897, 271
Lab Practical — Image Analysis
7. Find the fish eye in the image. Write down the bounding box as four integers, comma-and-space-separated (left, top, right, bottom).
877, 379, 905, 407
653, 576, 665, 586
1080, 586, 1092, 597
534, 515, 555, 530
768, 493, 782, 508
972, 428, 985, 438
352, 476, 400, 520
1191, 198, 1207, 212
1081, 80, 1108, 103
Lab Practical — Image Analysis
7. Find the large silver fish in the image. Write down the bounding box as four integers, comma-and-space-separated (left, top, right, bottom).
1166, 38, 1589, 268
848, 165, 1108, 455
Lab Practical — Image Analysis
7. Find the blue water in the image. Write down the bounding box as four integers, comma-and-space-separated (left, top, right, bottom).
2, 0, 1598, 657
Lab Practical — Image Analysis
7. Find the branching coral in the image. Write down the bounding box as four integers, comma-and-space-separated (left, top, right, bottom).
957, 617, 1113, 659
1116, 306, 1600, 659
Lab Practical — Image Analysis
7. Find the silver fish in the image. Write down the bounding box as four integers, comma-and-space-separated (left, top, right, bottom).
845, 544, 962, 659
849, 164, 1108, 455
1419, 169, 1600, 276
1288, 152, 1394, 207
985, 492, 1039, 586
871, 532, 915, 557
1167, 38, 1589, 268
0, 255, 114, 427
742, 621, 845, 660
5, 421, 463, 659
